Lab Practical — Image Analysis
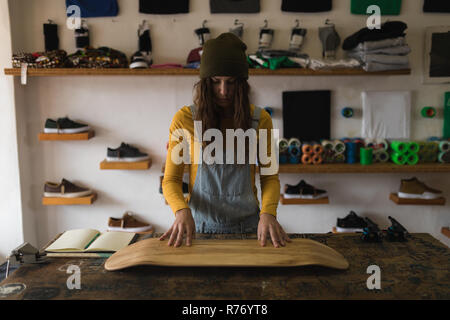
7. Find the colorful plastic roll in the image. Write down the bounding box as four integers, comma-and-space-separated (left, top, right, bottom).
341, 107, 354, 118
288, 138, 301, 148
322, 140, 334, 151
288, 145, 301, 164
439, 151, 450, 163
421, 106, 436, 118
426, 142, 439, 153
302, 154, 312, 164
376, 150, 389, 163
334, 140, 346, 154
279, 154, 288, 164
360, 148, 373, 165
313, 144, 324, 155
407, 142, 420, 154
406, 153, 419, 165
312, 154, 323, 165
302, 144, 313, 154
376, 139, 389, 151
391, 141, 408, 154
334, 153, 346, 163
440, 141, 450, 152
391, 153, 407, 165
278, 138, 289, 153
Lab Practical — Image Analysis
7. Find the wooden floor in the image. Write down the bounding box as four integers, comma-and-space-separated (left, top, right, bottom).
0, 233, 449, 300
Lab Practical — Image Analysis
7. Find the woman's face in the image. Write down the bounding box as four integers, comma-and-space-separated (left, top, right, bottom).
212, 76, 236, 108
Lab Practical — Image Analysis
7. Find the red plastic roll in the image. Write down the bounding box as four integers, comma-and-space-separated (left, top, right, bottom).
302, 154, 312, 164
313, 144, 324, 155
302, 144, 313, 154
312, 154, 323, 165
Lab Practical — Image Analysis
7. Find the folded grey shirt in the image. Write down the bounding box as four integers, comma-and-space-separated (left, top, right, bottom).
355, 37, 406, 51
363, 54, 409, 65
348, 45, 411, 57
363, 61, 410, 72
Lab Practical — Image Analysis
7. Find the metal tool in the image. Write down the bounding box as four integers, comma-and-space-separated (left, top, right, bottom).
5, 243, 48, 278
385, 216, 409, 242
361, 218, 382, 242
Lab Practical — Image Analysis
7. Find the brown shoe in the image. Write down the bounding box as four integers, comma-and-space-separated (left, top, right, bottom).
108, 212, 153, 233
398, 177, 442, 199
44, 179, 92, 198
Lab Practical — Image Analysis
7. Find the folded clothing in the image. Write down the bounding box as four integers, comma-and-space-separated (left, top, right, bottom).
342, 21, 407, 51
210, 0, 260, 13
363, 61, 409, 72
281, 0, 332, 12
139, 0, 189, 14
351, 0, 402, 15
423, 0, 450, 12
348, 44, 411, 56
66, 47, 128, 68
12, 50, 67, 68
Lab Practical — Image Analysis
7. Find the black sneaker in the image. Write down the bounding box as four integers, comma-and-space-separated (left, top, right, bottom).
107, 143, 150, 162
44, 117, 90, 134
129, 51, 150, 69
284, 180, 327, 199
336, 211, 367, 233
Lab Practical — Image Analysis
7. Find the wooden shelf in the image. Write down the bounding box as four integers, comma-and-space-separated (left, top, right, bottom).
389, 193, 446, 206
442, 227, 450, 238
278, 163, 450, 174
4, 67, 411, 77
100, 159, 152, 170
42, 193, 97, 205
280, 195, 329, 205
38, 131, 95, 141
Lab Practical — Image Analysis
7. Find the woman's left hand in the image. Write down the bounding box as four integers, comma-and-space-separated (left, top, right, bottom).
257, 213, 292, 248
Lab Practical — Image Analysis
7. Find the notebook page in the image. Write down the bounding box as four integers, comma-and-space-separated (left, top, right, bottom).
45, 229, 100, 252
85, 231, 135, 252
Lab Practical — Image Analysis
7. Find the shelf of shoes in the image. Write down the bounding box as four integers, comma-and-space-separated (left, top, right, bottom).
100, 159, 152, 170
280, 195, 329, 205
442, 227, 450, 238
4, 68, 411, 77
38, 131, 95, 141
389, 193, 446, 206
42, 193, 97, 205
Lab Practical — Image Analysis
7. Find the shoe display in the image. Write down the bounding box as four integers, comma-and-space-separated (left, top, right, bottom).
130, 20, 152, 69
108, 212, 153, 233
336, 211, 367, 233
107, 143, 150, 162
44, 179, 92, 198
284, 180, 327, 199
44, 117, 90, 134
129, 51, 151, 69
397, 177, 442, 199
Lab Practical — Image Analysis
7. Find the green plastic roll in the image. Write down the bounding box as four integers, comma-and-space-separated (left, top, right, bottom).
421, 107, 436, 118
391, 141, 408, 154
406, 153, 419, 165
439, 141, 450, 152
360, 148, 373, 165
391, 153, 407, 165
407, 142, 420, 153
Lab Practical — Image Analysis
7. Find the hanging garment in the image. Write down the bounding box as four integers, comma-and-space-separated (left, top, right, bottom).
281, 0, 332, 12
210, 0, 260, 13
282, 91, 331, 142
65, 0, 118, 18
188, 105, 262, 234
139, 0, 189, 14
362, 91, 411, 139
351, 0, 402, 15
423, 0, 450, 13
429, 31, 450, 77
342, 21, 407, 51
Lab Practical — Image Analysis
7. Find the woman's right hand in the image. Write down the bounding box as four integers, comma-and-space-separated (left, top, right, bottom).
159, 208, 196, 247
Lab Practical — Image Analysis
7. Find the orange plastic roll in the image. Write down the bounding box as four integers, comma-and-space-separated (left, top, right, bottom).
302, 154, 312, 164
313, 144, 324, 155
312, 154, 323, 165
302, 144, 313, 154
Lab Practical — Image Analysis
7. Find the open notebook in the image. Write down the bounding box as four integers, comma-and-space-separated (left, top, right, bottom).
45, 229, 137, 253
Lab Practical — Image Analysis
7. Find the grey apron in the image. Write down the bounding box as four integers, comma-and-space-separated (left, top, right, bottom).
188, 105, 262, 234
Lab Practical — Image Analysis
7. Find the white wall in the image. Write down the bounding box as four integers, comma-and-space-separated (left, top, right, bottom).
0, 0, 24, 264
5, 0, 450, 249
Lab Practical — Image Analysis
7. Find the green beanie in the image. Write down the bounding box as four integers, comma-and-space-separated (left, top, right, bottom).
200, 32, 249, 79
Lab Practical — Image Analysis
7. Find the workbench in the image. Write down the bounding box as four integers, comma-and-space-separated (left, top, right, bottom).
0, 233, 449, 300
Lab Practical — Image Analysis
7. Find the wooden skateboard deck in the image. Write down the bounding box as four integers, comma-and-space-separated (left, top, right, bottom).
105, 238, 349, 271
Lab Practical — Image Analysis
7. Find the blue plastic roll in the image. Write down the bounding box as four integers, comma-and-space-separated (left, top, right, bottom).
288, 145, 301, 164
279, 154, 288, 164
341, 107, 354, 118
346, 142, 357, 164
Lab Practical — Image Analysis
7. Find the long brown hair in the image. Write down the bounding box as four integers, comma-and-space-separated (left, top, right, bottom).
193, 77, 252, 134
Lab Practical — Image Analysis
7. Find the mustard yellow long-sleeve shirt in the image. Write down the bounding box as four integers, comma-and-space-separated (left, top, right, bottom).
163, 104, 280, 217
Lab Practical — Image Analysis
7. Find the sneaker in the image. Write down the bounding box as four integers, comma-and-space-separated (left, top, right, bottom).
397, 177, 442, 200
108, 212, 153, 233
106, 143, 150, 162
44, 179, 92, 198
44, 117, 90, 134
284, 180, 327, 199
336, 211, 367, 233
129, 51, 150, 69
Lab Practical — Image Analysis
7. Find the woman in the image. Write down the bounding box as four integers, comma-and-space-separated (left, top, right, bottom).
160, 33, 291, 248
